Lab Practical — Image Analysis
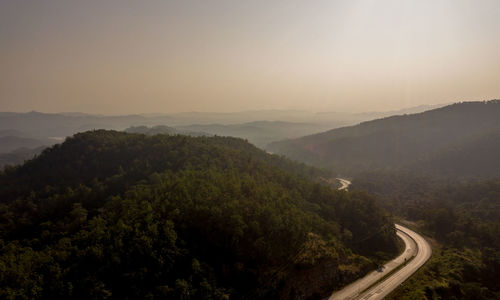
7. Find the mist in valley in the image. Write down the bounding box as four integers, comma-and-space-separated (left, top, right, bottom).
1, 1, 499, 299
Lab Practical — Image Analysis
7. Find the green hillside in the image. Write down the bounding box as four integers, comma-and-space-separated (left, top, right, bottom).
0, 130, 397, 299
267, 100, 500, 178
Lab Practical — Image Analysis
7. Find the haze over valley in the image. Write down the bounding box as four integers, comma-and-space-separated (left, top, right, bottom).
0, 104, 444, 167
1, 1, 499, 299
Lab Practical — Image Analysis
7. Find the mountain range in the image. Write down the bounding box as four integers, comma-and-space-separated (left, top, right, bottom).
267, 100, 500, 179
0, 105, 443, 167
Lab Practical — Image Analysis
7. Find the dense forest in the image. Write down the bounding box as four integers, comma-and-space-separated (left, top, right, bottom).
0, 130, 398, 299
267, 100, 500, 178
353, 173, 500, 299
267, 100, 500, 298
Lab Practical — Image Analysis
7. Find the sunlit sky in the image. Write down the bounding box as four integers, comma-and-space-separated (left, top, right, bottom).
1, 0, 499, 114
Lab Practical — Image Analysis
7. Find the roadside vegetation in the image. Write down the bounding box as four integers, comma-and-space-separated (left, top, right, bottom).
354, 174, 500, 299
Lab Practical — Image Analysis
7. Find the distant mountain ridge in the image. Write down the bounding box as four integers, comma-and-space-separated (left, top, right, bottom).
0, 104, 449, 167
0, 104, 446, 138
267, 100, 500, 178
124, 125, 209, 137
0, 136, 55, 154
0, 146, 45, 168
176, 121, 332, 147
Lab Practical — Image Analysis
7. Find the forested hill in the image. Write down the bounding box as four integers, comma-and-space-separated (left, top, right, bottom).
0, 130, 397, 299
267, 100, 500, 178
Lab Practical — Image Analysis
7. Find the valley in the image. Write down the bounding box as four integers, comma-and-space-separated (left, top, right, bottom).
2, 1, 499, 298
1, 101, 499, 299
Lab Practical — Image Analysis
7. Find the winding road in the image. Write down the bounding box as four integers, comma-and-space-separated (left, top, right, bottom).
336, 178, 351, 191
328, 179, 432, 300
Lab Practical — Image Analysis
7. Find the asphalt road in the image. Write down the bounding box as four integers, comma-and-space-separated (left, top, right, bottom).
354, 225, 432, 300
328, 179, 432, 300
336, 178, 351, 191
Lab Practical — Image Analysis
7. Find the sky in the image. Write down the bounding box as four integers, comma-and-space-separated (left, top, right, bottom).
1, 0, 499, 114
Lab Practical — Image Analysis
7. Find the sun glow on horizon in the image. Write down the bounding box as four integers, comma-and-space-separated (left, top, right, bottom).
1, 0, 499, 114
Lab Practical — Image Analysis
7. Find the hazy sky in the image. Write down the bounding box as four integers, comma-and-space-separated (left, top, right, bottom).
1, 0, 499, 114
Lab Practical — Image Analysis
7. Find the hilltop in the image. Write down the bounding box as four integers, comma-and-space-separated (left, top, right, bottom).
0, 130, 397, 299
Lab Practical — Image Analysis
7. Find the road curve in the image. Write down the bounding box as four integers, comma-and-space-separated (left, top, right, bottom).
336, 178, 351, 191
328, 178, 432, 300
327, 224, 431, 300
